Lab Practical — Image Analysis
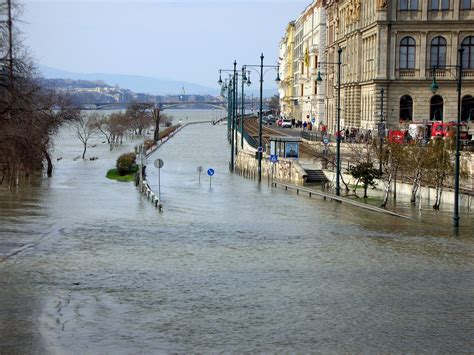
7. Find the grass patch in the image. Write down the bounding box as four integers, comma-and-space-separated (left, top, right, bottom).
106, 168, 136, 182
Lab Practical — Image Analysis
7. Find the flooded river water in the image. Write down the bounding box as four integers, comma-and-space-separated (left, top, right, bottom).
0, 110, 473, 353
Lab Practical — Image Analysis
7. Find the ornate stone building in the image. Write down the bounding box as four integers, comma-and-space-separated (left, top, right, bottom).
323, 0, 474, 133
278, 22, 295, 118
278, 0, 327, 123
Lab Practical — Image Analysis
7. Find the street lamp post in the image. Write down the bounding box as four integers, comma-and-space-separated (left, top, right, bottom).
241, 67, 250, 149
317, 48, 343, 196
379, 87, 385, 172
233, 61, 238, 156
242, 53, 280, 182
430, 47, 464, 228
218, 64, 239, 172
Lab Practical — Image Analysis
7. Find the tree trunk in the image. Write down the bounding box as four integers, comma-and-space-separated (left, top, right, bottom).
340, 173, 350, 192
82, 143, 87, 160
381, 173, 392, 208
393, 171, 397, 200
43, 149, 53, 177
364, 184, 368, 198
433, 184, 442, 210
410, 171, 421, 204
154, 112, 160, 142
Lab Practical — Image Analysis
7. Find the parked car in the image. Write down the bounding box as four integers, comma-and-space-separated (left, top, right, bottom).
281, 119, 292, 128
262, 116, 272, 125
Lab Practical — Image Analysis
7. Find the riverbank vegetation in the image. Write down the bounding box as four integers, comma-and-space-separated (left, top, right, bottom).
341, 137, 470, 209
0, 1, 80, 187
106, 153, 138, 182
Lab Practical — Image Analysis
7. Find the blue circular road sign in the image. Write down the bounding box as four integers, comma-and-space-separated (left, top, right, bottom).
207, 168, 215, 176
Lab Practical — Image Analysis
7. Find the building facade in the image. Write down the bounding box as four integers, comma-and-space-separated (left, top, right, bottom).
279, 22, 296, 118
279, 0, 327, 124
282, 0, 474, 133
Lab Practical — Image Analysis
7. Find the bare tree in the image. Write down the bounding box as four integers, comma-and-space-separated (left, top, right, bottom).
0, 0, 80, 186
380, 141, 406, 208
73, 113, 96, 159
126, 102, 153, 136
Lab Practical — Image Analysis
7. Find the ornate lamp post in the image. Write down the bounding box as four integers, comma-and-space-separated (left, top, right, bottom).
218, 62, 239, 172
242, 53, 280, 182
430, 48, 464, 228
379, 87, 385, 172
316, 48, 343, 196
241, 67, 251, 149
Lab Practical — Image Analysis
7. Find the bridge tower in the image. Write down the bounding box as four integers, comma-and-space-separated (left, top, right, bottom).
180, 86, 186, 102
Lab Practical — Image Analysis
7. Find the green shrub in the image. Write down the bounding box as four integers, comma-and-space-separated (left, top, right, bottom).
116, 152, 137, 176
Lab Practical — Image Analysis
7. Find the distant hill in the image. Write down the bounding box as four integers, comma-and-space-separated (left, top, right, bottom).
39, 65, 219, 96
38, 65, 278, 97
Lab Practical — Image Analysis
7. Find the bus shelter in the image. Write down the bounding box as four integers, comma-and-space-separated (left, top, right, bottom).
269, 136, 301, 159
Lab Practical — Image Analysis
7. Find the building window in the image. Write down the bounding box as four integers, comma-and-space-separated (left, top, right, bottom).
400, 37, 416, 69
399, 0, 419, 10
314, 81, 318, 95
462, 95, 474, 121
461, 0, 471, 9
400, 95, 413, 121
300, 84, 304, 96
430, 95, 444, 121
430, 0, 449, 9
430, 36, 447, 67
461, 36, 474, 69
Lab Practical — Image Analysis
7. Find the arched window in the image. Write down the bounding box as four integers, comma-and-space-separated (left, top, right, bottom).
462, 95, 474, 121
461, 36, 474, 69
430, 95, 444, 121
400, 95, 413, 121
430, 37, 447, 68
400, 37, 416, 69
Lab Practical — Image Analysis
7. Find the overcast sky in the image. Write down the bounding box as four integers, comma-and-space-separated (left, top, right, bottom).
22, 0, 309, 88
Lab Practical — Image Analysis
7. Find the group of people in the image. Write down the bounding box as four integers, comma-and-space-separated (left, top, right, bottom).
339, 127, 372, 143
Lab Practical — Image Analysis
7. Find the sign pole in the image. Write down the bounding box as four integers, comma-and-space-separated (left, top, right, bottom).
158, 166, 161, 201
207, 168, 215, 188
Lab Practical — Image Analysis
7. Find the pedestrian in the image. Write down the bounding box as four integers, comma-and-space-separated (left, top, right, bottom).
303, 121, 307, 131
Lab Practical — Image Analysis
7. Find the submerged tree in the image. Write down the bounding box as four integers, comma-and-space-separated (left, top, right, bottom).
380, 141, 406, 208
349, 162, 382, 198
73, 113, 97, 159
0, 0, 79, 186
347, 141, 381, 198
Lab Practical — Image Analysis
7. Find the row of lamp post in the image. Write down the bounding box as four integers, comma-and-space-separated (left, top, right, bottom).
218, 46, 464, 228
218, 54, 280, 181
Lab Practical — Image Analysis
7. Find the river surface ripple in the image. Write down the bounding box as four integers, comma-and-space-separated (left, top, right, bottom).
0, 110, 473, 353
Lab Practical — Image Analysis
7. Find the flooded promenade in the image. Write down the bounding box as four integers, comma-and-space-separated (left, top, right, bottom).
0, 110, 473, 353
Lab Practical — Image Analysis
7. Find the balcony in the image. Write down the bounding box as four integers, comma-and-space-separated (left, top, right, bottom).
397, 69, 417, 78
462, 70, 474, 78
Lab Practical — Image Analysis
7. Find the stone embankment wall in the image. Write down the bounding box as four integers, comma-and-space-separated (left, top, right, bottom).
235, 150, 306, 184
234, 130, 306, 184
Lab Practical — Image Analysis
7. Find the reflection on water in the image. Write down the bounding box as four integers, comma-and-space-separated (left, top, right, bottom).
0, 110, 473, 353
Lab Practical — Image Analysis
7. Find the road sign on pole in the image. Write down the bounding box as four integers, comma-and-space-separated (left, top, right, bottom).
270, 155, 278, 163
154, 159, 164, 201
154, 159, 164, 169
207, 168, 215, 187
197, 165, 203, 183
